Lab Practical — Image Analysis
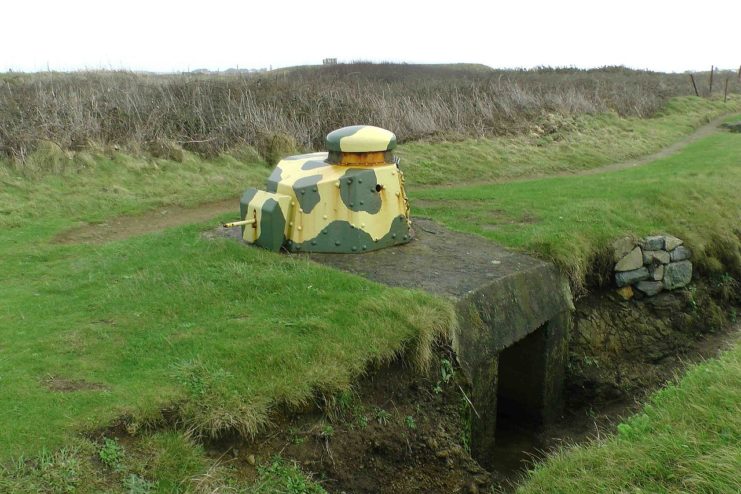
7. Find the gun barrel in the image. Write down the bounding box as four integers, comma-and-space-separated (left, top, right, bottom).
223, 218, 256, 228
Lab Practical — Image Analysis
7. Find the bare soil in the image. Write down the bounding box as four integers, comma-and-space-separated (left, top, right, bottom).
42, 376, 107, 392
53, 199, 235, 244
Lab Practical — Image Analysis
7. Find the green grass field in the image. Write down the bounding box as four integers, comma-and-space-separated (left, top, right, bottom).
517, 338, 740, 493
1, 97, 740, 491
413, 122, 741, 291
399, 96, 741, 186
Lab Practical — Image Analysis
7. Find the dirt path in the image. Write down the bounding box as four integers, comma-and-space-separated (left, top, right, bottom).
574, 114, 729, 176
415, 114, 731, 191
54, 199, 236, 244
54, 115, 730, 245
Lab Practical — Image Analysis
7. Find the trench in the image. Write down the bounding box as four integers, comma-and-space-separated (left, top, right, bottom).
200, 217, 741, 492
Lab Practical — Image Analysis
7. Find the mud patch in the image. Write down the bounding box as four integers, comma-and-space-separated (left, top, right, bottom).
208, 348, 495, 494
53, 199, 236, 244
43, 376, 107, 392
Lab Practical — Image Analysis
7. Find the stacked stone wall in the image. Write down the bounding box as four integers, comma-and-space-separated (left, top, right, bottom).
613, 235, 692, 299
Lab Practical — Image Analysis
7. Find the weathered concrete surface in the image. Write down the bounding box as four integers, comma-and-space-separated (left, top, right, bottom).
307, 218, 574, 467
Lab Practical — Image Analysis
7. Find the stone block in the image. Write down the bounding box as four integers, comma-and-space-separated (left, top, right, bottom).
615, 266, 649, 287
664, 235, 683, 251
616, 286, 634, 300
643, 250, 670, 265
670, 245, 692, 262
615, 247, 643, 272
642, 236, 665, 251
635, 280, 664, 296
664, 260, 692, 290
612, 236, 635, 263
649, 264, 665, 281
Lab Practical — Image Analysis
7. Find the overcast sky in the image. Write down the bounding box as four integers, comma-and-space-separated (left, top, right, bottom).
3, 0, 739, 73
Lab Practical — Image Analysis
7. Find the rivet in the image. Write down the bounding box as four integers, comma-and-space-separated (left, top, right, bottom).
359, 201, 364, 205
347, 178, 353, 184
391, 171, 396, 175
396, 192, 400, 197
361, 223, 366, 228
289, 221, 294, 226
403, 235, 408, 240
392, 233, 397, 239
291, 201, 296, 206
311, 240, 317, 245
352, 246, 357, 251
370, 187, 376, 192
335, 182, 340, 188
300, 190, 305, 195
362, 245, 367, 250
312, 187, 317, 192
335, 240, 341, 246
322, 214, 328, 220
358, 179, 363, 184
297, 226, 302, 231
350, 203, 354, 207
323, 229, 328, 235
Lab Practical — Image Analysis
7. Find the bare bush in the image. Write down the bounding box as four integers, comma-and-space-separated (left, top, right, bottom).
0, 64, 700, 163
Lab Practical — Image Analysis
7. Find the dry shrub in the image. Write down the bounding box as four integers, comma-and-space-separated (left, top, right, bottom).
0, 64, 720, 168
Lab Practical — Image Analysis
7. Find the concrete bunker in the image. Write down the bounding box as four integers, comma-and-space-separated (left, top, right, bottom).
221, 125, 573, 466
307, 218, 573, 467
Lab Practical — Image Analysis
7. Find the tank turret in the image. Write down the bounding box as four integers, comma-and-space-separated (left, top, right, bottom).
226, 125, 413, 253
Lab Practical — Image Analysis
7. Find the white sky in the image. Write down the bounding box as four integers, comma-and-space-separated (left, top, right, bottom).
3, 0, 739, 73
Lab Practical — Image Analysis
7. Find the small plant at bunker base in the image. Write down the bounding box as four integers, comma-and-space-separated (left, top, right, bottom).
375, 407, 392, 426
99, 438, 124, 471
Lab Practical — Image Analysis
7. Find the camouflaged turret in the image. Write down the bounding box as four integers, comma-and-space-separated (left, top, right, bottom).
226, 125, 413, 253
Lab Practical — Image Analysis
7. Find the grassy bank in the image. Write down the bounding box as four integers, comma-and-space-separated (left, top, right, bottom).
400, 96, 741, 186
517, 337, 741, 493
0, 150, 453, 462
414, 117, 741, 290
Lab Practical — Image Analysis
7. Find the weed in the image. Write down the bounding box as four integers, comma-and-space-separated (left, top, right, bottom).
440, 359, 455, 384
357, 414, 369, 430
99, 438, 124, 471
289, 428, 305, 445
123, 473, 154, 494
320, 424, 334, 439
405, 416, 417, 430
375, 408, 392, 426
254, 456, 326, 494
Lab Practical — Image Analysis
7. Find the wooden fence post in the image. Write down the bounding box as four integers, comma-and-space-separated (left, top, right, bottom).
709, 65, 714, 94
724, 78, 729, 103
689, 74, 700, 97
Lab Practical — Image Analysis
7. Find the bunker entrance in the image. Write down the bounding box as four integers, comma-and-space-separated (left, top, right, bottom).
497, 323, 549, 426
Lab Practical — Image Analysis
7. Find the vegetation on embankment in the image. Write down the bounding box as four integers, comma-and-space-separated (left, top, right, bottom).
2, 64, 734, 162
400, 96, 741, 186
517, 337, 741, 493
414, 120, 741, 292
0, 146, 454, 462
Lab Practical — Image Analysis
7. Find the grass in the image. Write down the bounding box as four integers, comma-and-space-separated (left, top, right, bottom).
399, 96, 741, 186
1, 96, 739, 490
0, 150, 453, 461
413, 118, 741, 291
517, 338, 741, 493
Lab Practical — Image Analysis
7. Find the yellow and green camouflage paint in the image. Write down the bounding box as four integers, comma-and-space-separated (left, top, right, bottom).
232, 126, 412, 253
